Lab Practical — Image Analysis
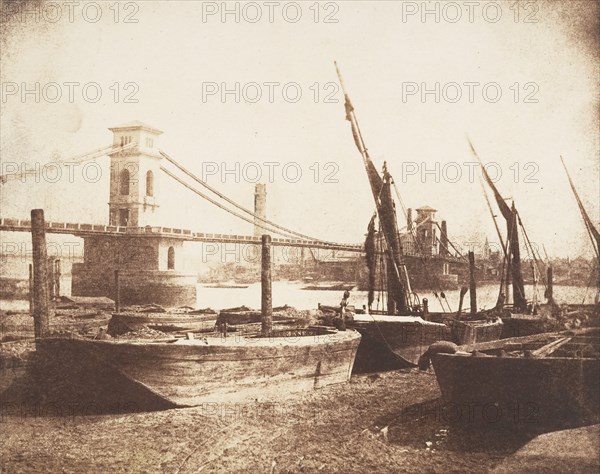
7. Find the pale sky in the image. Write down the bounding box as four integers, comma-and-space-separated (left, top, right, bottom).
1, 0, 598, 258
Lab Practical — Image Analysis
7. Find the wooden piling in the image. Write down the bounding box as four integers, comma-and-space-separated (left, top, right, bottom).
55, 259, 61, 298
261, 234, 272, 336
114, 269, 121, 312
468, 251, 477, 314
439, 220, 448, 257
546, 266, 554, 303
457, 286, 467, 316
47, 257, 55, 299
31, 209, 50, 341
28, 263, 34, 316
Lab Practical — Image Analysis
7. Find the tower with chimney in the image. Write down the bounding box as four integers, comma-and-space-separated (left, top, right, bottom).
415, 205, 438, 256
254, 183, 267, 236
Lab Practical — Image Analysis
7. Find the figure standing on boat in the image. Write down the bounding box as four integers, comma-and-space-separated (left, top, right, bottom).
340, 290, 351, 315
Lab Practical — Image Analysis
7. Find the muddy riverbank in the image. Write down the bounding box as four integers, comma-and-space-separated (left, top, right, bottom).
1, 307, 598, 473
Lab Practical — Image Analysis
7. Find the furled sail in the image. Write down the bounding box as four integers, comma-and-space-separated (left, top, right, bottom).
380, 166, 409, 313
561, 156, 600, 258
469, 139, 527, 311
561, 156, 600, 299
364, 215, 377, 310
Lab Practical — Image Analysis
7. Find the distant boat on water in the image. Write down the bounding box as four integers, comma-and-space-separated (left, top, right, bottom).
202, 281, 250, 289
302, 282, 354, 291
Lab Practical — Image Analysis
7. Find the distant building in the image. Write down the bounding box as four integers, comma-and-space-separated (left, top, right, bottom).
363, 205, 460, 290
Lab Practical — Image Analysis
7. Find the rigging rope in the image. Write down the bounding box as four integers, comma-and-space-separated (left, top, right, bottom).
432, 222, 467, 261
160, 166, 308, 240
478, 175, 507, 257
516, 210, 548, 293
159, 151, 343, 246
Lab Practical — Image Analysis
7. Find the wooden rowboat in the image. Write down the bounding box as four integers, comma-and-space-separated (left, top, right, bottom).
37, 326, 361, 406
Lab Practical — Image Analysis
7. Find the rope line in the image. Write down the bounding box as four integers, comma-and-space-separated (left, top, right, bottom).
160, 166, 311, 240
160, 150, 345, 246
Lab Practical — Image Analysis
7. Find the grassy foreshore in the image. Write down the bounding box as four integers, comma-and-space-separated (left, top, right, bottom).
0, 368, 521, 473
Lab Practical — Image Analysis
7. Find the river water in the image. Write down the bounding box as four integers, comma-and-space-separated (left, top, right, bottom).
1, 280, 597, 313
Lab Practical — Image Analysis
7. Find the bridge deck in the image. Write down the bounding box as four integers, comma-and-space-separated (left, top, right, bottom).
0, 218, 364, 252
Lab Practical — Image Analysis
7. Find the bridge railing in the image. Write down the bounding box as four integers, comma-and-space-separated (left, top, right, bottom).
0, 218, 363, 251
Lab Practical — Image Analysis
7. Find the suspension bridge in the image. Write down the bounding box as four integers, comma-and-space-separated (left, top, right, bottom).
0, 123, 362, 253
0, 121, 364, 305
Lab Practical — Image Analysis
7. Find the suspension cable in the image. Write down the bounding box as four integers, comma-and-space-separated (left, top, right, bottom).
0, 142, 137, 184
160, 166, 308, 240
160, 150, 340, 245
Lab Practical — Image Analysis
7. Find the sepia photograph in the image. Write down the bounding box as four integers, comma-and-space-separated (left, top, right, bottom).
1, 1, 599, 472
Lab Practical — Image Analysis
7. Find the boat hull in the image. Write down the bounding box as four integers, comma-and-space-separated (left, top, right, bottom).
451, 318, 504, 345
37, 328, 361, 406
431, 335, 600, 426
501, 314, 559, 339
349, 315, 451, 370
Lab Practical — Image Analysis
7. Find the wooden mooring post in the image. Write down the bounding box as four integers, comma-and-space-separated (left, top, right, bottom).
546, 266, 554, 303
55, 259, 61, 299
261, 234, 273, 336
457, 286, 467, 316
47, 257, 55, 299
468, 251, 477, 314
114, 269, 121, 312
31, 209, 50, 341
28, 263, 34, 316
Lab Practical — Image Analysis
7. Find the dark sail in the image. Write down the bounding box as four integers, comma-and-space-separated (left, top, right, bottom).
470, 140, 527, 311
364, 215, 377, 310
380, 167, 408, 313
509, 202, 527, 310
341, 87, 383, 204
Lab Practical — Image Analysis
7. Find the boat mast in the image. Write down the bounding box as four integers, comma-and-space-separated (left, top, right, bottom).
561, 156, 600, 259
561, 156, 600, 300
468, 139, 527, 311
334, 61, 383, 205
335, 62, 409, 313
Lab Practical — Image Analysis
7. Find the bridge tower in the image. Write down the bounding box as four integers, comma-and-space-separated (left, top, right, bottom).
108, 121, 162, 227
71, 121, 197, 307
